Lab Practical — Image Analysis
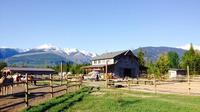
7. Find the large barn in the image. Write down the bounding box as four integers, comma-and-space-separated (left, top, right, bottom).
82, 50, 140, 78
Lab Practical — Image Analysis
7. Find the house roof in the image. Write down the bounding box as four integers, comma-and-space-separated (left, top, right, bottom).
169, 68, 186, 71
92, 50, 129, 60
1, 67, 56, 75
81, 64, 114, 69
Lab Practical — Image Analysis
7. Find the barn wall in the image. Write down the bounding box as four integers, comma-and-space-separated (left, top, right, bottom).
113, 53, 140, 78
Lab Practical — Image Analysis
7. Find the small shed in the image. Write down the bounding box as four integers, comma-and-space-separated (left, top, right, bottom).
1, 67, 56, 75
168, 69, 187, 79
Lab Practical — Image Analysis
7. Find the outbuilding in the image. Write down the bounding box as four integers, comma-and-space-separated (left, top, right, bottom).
168, 69, 187, 79
82, 50, 140, 78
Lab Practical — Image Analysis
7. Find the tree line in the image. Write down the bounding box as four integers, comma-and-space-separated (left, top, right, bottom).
137, 44, 200, 78
0, 61, 88, 75
51, 63, 89, 74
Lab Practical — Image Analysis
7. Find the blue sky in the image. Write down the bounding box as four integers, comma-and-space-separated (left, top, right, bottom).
0, 0, 200, 53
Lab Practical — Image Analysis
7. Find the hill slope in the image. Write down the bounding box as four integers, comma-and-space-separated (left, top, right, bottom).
133, 47, 186, 62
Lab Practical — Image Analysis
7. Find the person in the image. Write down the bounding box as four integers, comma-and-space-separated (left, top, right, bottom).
96, 73, 99, 81
34, 80, 37, 86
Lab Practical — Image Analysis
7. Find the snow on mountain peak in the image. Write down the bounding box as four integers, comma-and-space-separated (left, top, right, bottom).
36, 44, 60, 51
64, 48, 79, 55
64, 48, 97, 57
80, 50, 97, 57
177, 44, 200, 50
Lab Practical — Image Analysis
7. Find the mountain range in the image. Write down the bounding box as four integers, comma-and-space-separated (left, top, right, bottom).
0, 44, 198, 67
0, 44, 97, 67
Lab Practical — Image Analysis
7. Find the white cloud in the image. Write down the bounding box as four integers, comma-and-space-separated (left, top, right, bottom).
177, 44, 200, 50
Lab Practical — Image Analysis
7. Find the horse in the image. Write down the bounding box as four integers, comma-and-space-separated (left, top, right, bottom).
0, 74, 14, 95
20, 75, 35, 85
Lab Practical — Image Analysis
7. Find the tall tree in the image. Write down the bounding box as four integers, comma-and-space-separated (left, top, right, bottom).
168, 51, 179, 68
147, 61, 160, 78
181, 44, 196, 74
156, 53, 170, 75
137, 48, 145, 66
193, 51, 200, 75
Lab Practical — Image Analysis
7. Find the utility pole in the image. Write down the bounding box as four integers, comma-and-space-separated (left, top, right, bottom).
154, 74, 157, 95
60, 61, 63, 85
106, 60, 108, 88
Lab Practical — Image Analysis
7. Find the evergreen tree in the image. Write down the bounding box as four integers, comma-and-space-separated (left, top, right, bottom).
137, 48, 145, 66
156, 53, 170, 75
168, 51, 179, 68
147, 61, 160, 78
181, 44, 196, 74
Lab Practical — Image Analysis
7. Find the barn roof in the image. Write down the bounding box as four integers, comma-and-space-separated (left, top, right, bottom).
1, 67, 56, 75
92, 50, 129, 60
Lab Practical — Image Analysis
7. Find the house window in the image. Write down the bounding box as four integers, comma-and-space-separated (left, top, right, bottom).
94, 60, 97, 64
98, 60, 101, 64
101, 60, 105, 64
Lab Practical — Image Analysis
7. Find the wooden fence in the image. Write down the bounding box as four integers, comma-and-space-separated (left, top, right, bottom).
0, 74, 82, 108
107, 79, 155, 88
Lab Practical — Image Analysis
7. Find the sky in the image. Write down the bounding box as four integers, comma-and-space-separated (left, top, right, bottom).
0, 0, 200, 53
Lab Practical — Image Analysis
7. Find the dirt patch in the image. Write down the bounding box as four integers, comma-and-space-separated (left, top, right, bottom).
0, 84, 79, 112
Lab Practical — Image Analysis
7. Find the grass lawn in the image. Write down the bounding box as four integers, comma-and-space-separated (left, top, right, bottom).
66, 89, 200, 112
24, 87, 200, 112
24, 87, 93, 112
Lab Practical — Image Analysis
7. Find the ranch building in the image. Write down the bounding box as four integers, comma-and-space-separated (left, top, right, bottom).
82, 50, 140, 78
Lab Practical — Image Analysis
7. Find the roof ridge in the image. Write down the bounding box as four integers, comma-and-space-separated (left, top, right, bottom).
92, 50, 131, 60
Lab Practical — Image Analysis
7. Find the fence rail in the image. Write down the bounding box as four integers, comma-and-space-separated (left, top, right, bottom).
0, 75, 83, 108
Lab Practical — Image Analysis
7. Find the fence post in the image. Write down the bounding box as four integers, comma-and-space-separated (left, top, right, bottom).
154, 74, 157, 95
187, 66, 191, 95
25, 73, 29, 107
137, 74, 139, 84
65, 75, 68, 94
79, 75, 82, 89
50, 74, 53, 98
60, 61, 63, 86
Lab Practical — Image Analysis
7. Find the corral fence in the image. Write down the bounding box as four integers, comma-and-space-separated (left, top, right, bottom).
0, 74, 83, 109
106, 67, 200, 96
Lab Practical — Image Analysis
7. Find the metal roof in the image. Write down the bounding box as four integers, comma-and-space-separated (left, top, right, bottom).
81, 64, 114, 69
92, 50, 129, 60
1, 67, 56, 75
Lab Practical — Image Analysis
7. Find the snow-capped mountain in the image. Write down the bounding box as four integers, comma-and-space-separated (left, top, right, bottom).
36, 44, 60, 51
1, 44, 98, 66
64, 48, 97, 57
64, 48, 79, 55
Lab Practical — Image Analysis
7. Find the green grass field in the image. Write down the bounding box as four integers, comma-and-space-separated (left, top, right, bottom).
66, 89, 200, 112
24, 87, 200, 112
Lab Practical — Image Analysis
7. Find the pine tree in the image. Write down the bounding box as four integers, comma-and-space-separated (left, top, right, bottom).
168, 51, 179, 68
137, 48, 145, 66
181, 43, 196, 74
156, 53, 170, 76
